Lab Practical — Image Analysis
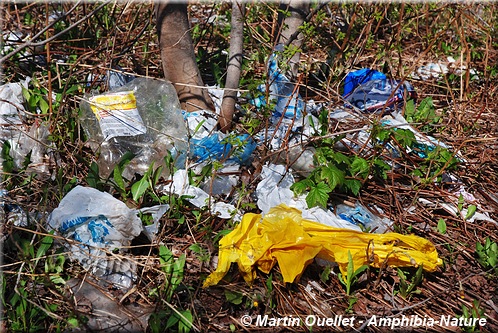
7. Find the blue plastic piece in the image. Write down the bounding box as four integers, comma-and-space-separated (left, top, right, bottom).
345, 78, 417, 113
190, 134, 257, 164
343, 68, 386, 96
249, 45, 304, 120
60, 215, 113, 245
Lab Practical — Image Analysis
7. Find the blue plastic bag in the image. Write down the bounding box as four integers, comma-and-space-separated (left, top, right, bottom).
343, 68, 386, 96
345, 78, 417, 113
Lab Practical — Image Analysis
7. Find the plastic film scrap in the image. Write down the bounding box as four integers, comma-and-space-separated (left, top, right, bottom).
203, 205, 442, 287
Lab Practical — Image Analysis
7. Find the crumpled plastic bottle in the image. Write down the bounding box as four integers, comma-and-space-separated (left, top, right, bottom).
80, 77, 188, 178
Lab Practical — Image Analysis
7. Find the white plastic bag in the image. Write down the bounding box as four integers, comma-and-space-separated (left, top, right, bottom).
48, 186, 164, 288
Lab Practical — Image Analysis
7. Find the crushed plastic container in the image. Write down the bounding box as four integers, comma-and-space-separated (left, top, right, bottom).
203, 204, 443, 287
335, 202, 391, 233
48, 186, 168, 289
80, 77, 188, 179
190, 133, 256, 164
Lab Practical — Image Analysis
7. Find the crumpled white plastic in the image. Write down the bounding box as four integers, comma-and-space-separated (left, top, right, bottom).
256, 164, 364, 230
0, 77, 52, 176
164, 169, 239, 220
48, 186, 168, 289
418, 198, 496, 225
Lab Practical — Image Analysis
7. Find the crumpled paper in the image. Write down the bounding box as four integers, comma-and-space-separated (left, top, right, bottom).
203, 204, 442, 287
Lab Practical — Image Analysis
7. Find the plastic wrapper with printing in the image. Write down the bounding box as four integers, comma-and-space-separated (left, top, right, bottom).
47, 186, 168, 290
343, 68, 417, 114
80, 77, 188, 179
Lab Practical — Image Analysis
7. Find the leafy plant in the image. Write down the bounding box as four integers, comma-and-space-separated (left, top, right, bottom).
225, 289, 244, 305
476, 238, 498, 275
290, 146, 369, 208
338, 251, 368, 296
404, 97, 440, 133
149, 245, 193, 333
460, 300, 486, 332
395, 265, 424, 299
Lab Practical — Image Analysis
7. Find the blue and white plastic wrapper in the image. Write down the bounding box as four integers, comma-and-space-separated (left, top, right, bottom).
250, 45, 304, 121
343, 68, 386, 97
335, 202, 392, 233
344, 78, 417, 114
48, 186, 168, 289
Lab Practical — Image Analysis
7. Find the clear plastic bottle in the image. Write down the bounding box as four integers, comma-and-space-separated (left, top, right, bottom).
80, 78, 188, 178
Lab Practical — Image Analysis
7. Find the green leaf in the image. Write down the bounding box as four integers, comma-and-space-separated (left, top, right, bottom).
35, 234, 54, 264
343, 178, 362, 196
437, 218, 446, 234
306, 182, 331, 208
159, 245, 174, 270
166, 315, 180, 329
171, 254, 186, 288
457, 194, 464, 211
321, 164, 345, 190
354, 264, 369, 277
290, 178, 314, 195
86, 162, 100, 189
225, 290, 244, 305
67, 317, 79, 328
392, 128, 416, 148
350, 157, 369, 178
178, 310, 193, 333
404, 99, 416, 122
38, 98, 49, 114
375, 127, 391, 142
1, 141, 15, 175
465, 205, 477, 220
131, 175, 149, 202
331, 151, 350, 166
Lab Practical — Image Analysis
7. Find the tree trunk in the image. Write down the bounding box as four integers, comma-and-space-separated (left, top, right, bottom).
276, 0, 310, 80
219, 1, 245, 132
155, 3, 214, 112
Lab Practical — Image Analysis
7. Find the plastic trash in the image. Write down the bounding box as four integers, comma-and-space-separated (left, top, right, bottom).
0, 189, 28, 228
0, 78, 51, 176
80, 77, 188, 179
162, 169, 239, 220
67, 277, 153, 332
86, 67, 135, 90
344, 78, 417, 113
343, 68, 386, 96
412, 62, 449, 81
203, 204, 443, 287
48, 186, 168, 289
418, 198, 496, 225
190, 133, 256, 164
256, 164, 391, 231
200, 163, 240, 196
335, 202, 391, 233
250, 44, 304, 121
256, 114, 317, 175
